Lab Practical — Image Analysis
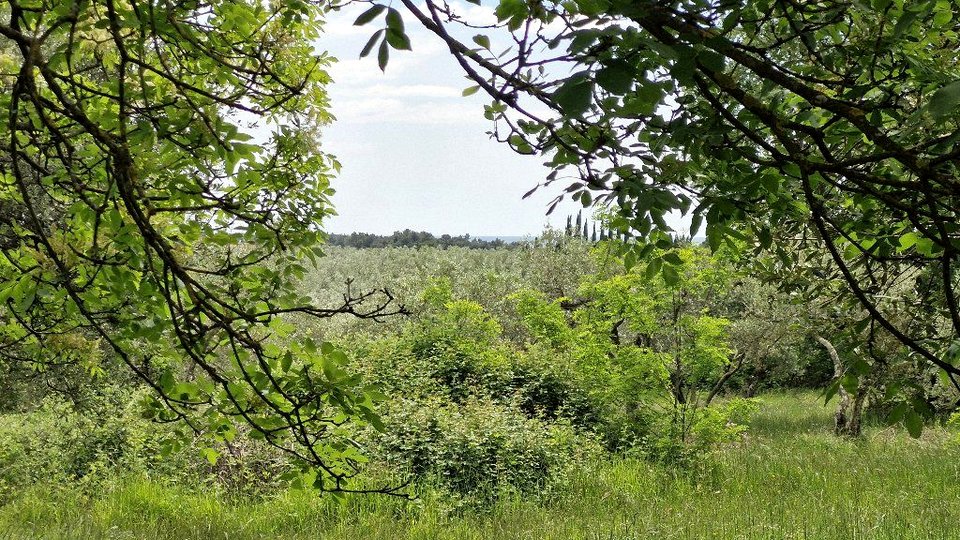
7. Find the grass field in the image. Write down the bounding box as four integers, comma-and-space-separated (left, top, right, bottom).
3, 392, 959, 539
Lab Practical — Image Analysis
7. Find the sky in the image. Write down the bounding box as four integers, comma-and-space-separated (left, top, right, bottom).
314, 3, 582, 237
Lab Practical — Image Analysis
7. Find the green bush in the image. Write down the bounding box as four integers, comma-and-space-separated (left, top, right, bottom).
372, 396, 602, 496
0, 391, 168, 500
509, 354, 599, 426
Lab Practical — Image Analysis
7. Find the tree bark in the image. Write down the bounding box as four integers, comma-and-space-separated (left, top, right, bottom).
815, 335, 861, 436
705, 353, 745, 406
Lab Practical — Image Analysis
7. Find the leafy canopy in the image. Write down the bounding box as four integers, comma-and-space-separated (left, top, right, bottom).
0, 0, 403, 493
349, 0, 960, 389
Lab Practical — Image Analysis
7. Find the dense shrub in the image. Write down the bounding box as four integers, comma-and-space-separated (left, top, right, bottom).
0, 391, 169, 500
372, 396, 602, 496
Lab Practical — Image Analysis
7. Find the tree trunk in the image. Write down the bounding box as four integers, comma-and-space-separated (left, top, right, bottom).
847, 388, 866, 437
815, 335, 864, 436
705, 353, 745, 406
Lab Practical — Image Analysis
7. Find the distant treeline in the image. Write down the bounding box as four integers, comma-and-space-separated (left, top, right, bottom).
326, 230, 510, 249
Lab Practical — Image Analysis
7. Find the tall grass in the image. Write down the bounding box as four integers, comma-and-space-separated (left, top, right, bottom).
3, 392, 958, 539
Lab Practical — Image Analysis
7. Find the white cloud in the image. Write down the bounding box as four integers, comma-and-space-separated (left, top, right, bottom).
353, 84, 462, 98
331, 96, 484, 125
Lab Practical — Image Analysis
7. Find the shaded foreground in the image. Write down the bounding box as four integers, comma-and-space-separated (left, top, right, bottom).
3, 392, 959, 540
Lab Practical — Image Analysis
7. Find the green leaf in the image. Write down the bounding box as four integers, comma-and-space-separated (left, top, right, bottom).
644, 257, 662, 279
329, 348, 349, 365
377, 38, 389, 71
697, 49, 726, 73
823, 378, 841, 405
757, 227, 772, 249
690, 213, 703, 237
898, 231, 919, 251
553, 74, 594, 117
933, 8, 952, 27
840, 373, 859, 394
662, 264, 680, 286
904, 409, 923, 438
201, 447, 220, 466
928, 80, 960, 121
385, 7, 404, 32
495, 0, 527, 21
595, 60, 635, 95
892, 9, 921, 38
887, 402, 907, 424
472, 34, 491, 49
462, 85, 481, 97
359, 29, 384, 58
662, 252, 683, 265
622, 82, 663, 116
386, 28, 411, 51
159, 369, 176, 392
353, 4, 385, 26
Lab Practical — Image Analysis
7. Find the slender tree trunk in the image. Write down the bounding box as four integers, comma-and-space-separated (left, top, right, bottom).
847, 388, 866, 437
744, 372, 760, 397
705, 353, 745, 406
815, 335, 859, 436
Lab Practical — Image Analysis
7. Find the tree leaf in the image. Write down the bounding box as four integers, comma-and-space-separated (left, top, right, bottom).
928, 80, 960, 121
595, 60, 635, 95
353, 4, 385, 26
662, 252, 683, 265
898, 231, 919, 251
385, 7, 404, 32
359, 29, 384, 58
904, 409, 923, 438
386, 28, 411, 50
377, 38, 389, 71
553, 75, 594, 117
473, 34, 491, 49
201, 447, 220, 466
662, 263, 680, 286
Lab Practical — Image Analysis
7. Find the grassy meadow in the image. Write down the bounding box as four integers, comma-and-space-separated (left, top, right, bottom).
4, 392, 958, 540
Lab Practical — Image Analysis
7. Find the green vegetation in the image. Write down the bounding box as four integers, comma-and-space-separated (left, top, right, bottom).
360, 0, 960, 423
4, 392, 959, 540
326, 230, 510, 249
3, 0, 960, 535
4, 241, 960, 536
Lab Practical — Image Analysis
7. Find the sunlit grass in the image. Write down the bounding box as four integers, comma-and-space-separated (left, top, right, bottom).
3, 391, 959, 539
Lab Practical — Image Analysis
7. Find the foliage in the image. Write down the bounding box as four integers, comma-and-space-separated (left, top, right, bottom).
4, 393, 960, 540
0, 391, 166, 501
350, 0, 960, 434
372, 396, 601, 498
0, 0, 409, 491
348, 289, 603, 496
327, 230, 509, 249
504, 244, 757, 460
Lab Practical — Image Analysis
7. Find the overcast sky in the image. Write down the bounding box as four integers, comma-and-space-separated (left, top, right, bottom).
314, 3, 581, 237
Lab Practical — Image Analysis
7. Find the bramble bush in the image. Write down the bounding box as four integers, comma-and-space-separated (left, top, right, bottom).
0, 389, 171, 501
371, 396, 602, 497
